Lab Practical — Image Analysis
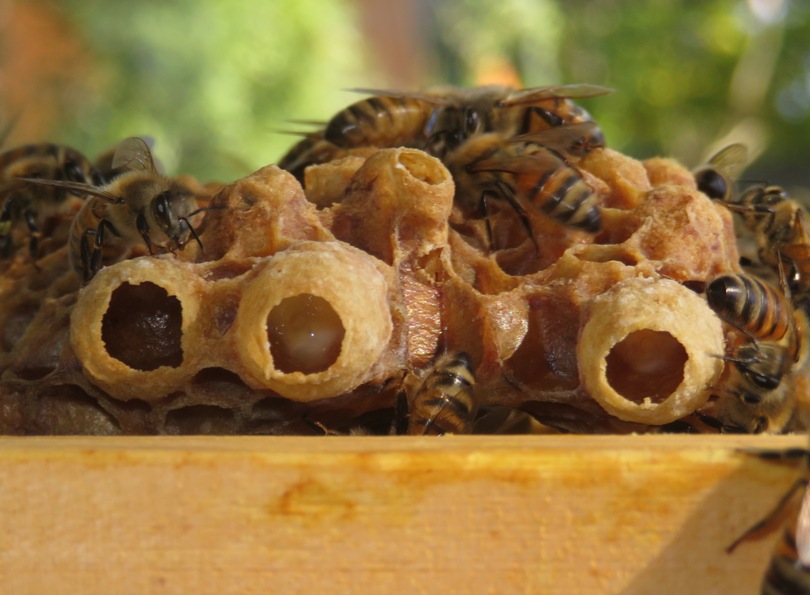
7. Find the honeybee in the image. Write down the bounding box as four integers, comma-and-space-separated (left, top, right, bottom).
703, 272, 804, 433
277, 130, 349, 183
278, 84, 612, 179
727, 446, 810, 592
692, 142, 748, 201
510, 120, 607, 159
731, 185, 810, 299
0, 143, 103, 257
697, 145, 810, 299
19, 137, 205, 283
447, 128, 602, 244
713, 342, 796, 433
705, 274, 797, 348
400, 351, 478, 436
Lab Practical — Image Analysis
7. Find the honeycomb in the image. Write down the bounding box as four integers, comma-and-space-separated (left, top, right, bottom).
1, 127, 779, 436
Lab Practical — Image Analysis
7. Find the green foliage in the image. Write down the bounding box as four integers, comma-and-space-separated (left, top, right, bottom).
432, 0, 809, 186
51, 0, 810, 189
56, 0, 374, 182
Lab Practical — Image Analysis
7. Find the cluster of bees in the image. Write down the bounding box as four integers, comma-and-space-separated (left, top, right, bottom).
0, 137, 206, 285
2, 83, 810, 589
281, 84, 810, 438
689, 143, 810, 436
3, 84, 810, 439
280, 84, 613, 436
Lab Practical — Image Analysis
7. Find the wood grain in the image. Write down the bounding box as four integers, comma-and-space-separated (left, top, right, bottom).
0, 434, 805, 594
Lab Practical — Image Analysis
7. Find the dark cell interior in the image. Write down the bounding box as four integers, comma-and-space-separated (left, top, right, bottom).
605, 330, 687, 404
101, 282, 183, 371
266, 293, 345, 374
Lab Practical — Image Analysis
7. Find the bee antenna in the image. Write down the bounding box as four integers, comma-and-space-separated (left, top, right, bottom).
181, 217, 204, 252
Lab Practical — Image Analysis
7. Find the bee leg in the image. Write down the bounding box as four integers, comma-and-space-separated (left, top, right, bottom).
23, 208, 40, 260
82, 219, 120, 283
301, 417, 333, 436
135, 211, 153, 254
494, 180, 539, 253
727, 476, 810, 553
181, 216, 204, 251
479, 190, 497, 250
725, 202, 777, 230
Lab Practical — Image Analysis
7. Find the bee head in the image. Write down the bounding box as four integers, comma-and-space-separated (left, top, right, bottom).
150, 184, 202, 250
732, 343, 789, 391
428, 106, 485, 154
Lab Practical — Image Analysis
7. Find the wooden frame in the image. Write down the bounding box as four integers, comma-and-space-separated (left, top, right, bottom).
0, 434, 805, 594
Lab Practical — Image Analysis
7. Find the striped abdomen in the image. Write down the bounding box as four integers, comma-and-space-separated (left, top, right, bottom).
407, 352, 477, 436
706, 274, 793, 343
324, 95, 433, 149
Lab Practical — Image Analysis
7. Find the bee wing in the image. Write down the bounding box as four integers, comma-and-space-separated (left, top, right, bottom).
793, 208, 810, 243
511, 122, 605, 153
796, 482, 810, 565
498, 84, 614, 107
470, 145, 564, 175
111, 136, 158, 174
14, 177, 119, 202
705, 143, 749, 181
343, 88, 452, 106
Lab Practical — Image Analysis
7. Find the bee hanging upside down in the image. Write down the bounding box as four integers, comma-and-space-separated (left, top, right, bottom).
397, 351, 479, 436
19, 137, 207, 284
703, 273, 803, 434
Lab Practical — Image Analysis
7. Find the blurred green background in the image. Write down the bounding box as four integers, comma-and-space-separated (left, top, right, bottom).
0, 0, 807, 195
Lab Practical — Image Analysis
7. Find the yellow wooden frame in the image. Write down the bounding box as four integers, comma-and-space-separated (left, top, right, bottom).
0, 435, 805, 594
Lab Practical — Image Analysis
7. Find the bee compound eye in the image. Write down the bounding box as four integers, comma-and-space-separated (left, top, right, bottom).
464, 109, 480, 133
155, 192, 169, 215
64, 159, 85, 182
694, 169, 728, 200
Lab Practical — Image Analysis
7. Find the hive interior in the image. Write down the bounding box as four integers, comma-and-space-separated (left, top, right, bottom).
0, 116, 807, 436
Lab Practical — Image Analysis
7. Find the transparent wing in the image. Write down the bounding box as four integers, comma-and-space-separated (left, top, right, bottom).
510, 121, 605, 154
706, 143, 749, 182
499, 84, 614, 106
343, 88, 451, 106
111, 137, 158, 173
470, 145, 565, 175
